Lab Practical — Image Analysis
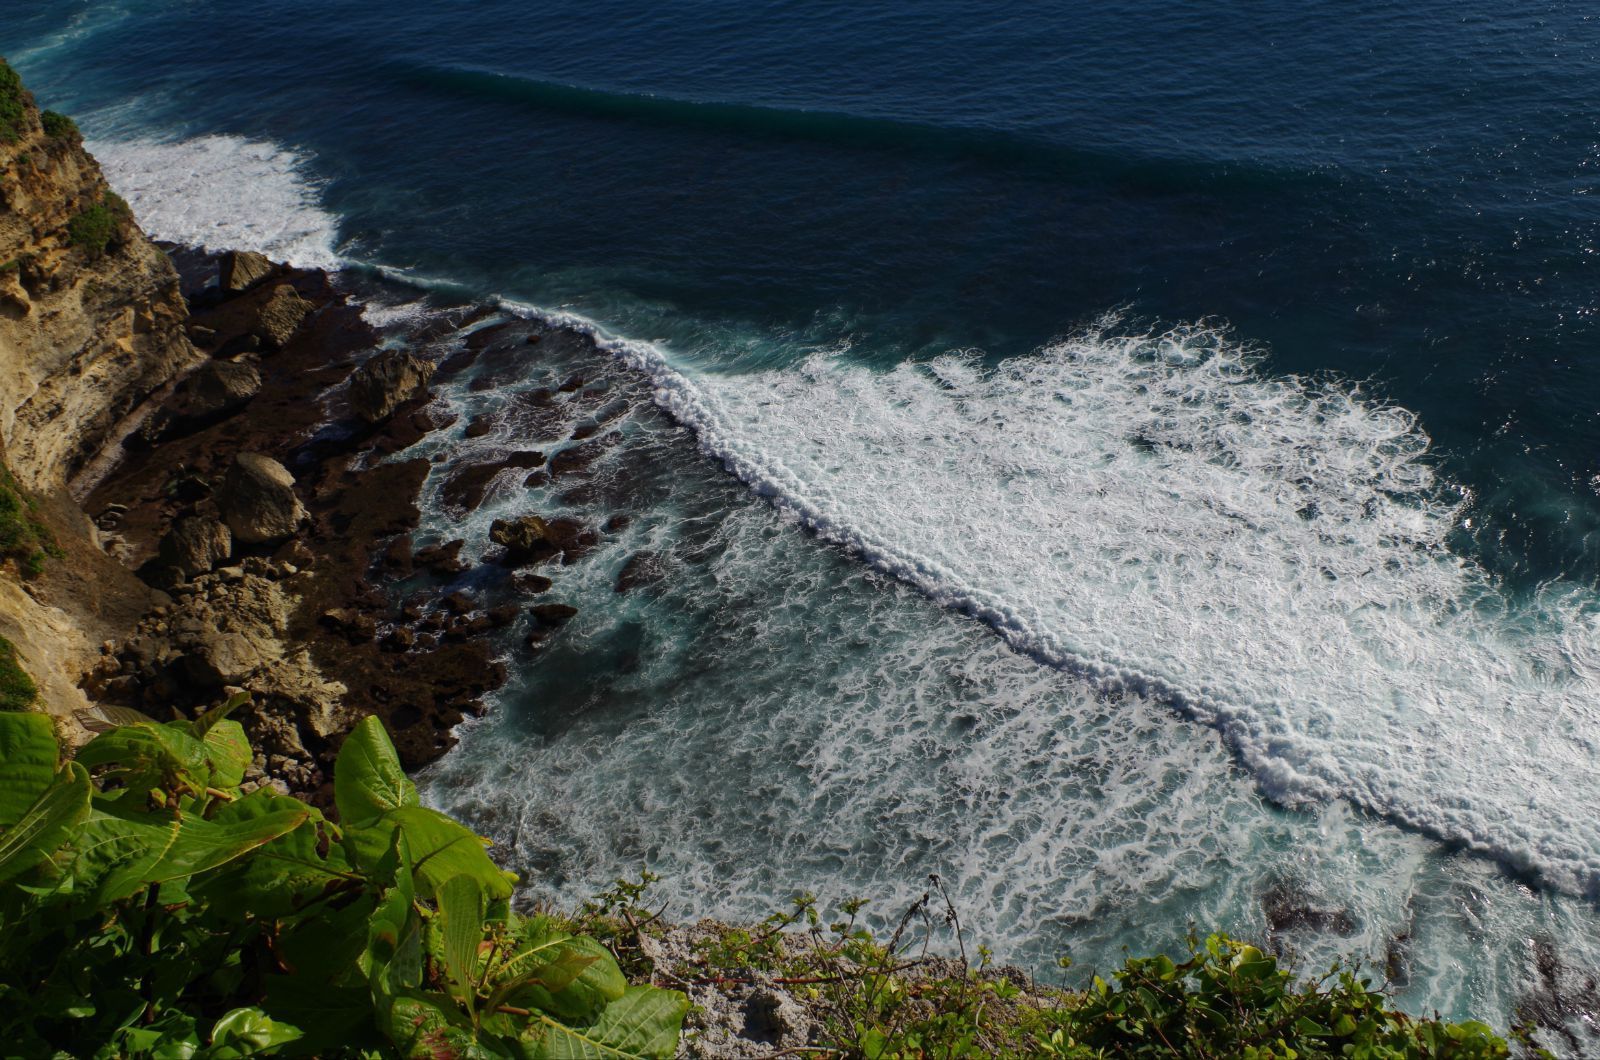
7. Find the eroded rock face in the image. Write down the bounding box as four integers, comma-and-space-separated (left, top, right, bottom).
217, 452, 307, 544
0, 70, 204, 492
348, 349, 435, 423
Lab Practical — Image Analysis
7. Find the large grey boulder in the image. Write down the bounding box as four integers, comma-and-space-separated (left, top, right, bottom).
348, 350, 435, 423
217, 453, 307, 544
253, 285, 314, 349
156, 515, 232, 581
219, 250, 275, 292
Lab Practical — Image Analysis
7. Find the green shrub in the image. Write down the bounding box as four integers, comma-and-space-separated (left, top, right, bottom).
0, 466, 53, 578
666, 884, 1530, 1059
0, 637, 35, 711
67, 199, 125, 256
39, 110, 76, 139
0, 61, 24, 145
0, 706, 688, 1057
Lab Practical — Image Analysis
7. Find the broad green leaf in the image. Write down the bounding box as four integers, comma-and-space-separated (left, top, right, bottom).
189, 691, 249, 738
347, 805, 513, 900
208, 1006, 304, 1058
77, 722, 211, 793
334, 716, 416, 826
203, 720, 251, 789
436, 874, 485, 1010
259, 976, 376, 1056
493, 919, 622, 1025
385, 994, 493, 1059
521, 985, 688, 1059
71, 802, 182, 902
0, 710, 60, 827
0, 761, 90, 884
148, 798, 308, 883
195, 799, 357, 919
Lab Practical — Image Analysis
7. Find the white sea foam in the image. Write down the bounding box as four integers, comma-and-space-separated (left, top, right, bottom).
88, 135, 341, 269
493, 304, 1600, 902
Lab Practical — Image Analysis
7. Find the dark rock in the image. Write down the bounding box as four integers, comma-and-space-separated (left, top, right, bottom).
512, 572, 553, 594
558, 373, 586, 393
442, 590, 477, 614
383, 627, 417, 653
570, 420, 599, 441
603, 514, 631, 533
187, 324, 218, 346
487, 604, 519, 627
348, 349, 435, 423
1263, 881, 1356, 937
615, 551, 667, 593
216, 452, 307, 544
156, 516, 232, 581
523, 470, 549, 489
381, 536, 413, 575
489, 514, 558, 565
414, 539, 467, 574
464, 415, 495, 439
219, 250, 276, 292
548, 443, 602, 476
440, 451, 546, 510
253, 284, 314, 349
530, 603, 578, 626
172, 358, 262, 422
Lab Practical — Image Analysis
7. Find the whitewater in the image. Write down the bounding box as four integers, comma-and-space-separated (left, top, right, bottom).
86, 135, 1600, 1034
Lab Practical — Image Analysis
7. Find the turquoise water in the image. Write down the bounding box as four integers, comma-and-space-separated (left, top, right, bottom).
8, 1, 1600, 1042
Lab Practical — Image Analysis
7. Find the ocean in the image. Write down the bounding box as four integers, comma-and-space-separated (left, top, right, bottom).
8, 0, 1600, 1038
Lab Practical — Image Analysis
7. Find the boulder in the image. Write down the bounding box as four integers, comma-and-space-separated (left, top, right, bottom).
615, 551, 667, 593
529, 603, 578, 627
219, 250, 276, 292
490, 515, 555, 563
348, 349, 436, 423
217, 453, 308, 544
414, 538, 467, 574
253, 284, 314, 349
172, 359, 261, 421
156, 516, 232, 581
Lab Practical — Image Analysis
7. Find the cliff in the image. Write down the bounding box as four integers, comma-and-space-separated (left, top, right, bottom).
0, 62, 202, 495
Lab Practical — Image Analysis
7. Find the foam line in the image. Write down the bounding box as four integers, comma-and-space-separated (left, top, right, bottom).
499, 302, 1600, 901
88, 135, 342, 269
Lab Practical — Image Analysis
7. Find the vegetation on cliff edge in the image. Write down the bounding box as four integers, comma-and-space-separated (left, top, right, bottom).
68, 193, 132, 256
0, 60, 25, 144
0, 636, 36, 711
0, 464, 57, 577
0, 705, 688, 1057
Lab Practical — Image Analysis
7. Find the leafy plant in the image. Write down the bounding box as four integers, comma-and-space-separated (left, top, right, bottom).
0, 706, 687, 1057
39, 109, 76, 139
0, 61, 24, 144
0, 636, 36, 711
0, 464, 56, 578
672, 878, 1528, 1059
68, 197, 128, 256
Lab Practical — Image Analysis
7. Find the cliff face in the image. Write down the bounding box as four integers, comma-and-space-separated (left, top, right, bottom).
0, 64, 202, 494
0, 61, 197, 730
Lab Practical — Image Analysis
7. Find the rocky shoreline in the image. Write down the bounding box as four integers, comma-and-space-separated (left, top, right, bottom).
74, 247, 633, 800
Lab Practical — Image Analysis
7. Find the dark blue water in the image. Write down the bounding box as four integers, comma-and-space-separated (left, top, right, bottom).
12, 2, 1600, 587
10, 1, 1600, 1039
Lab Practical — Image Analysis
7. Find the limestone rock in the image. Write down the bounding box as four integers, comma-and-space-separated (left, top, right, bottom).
490, 514, 551, 561
253, 284, 313, 349
219, 250, 275, 292
156, 515, 232, 581
217, 453, 307, 544
348, 349, 435, 423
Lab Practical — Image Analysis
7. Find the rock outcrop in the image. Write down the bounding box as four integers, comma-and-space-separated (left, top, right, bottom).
0, 64, 202, 494
348, 349, 434, 423
216, 453, 307, 544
